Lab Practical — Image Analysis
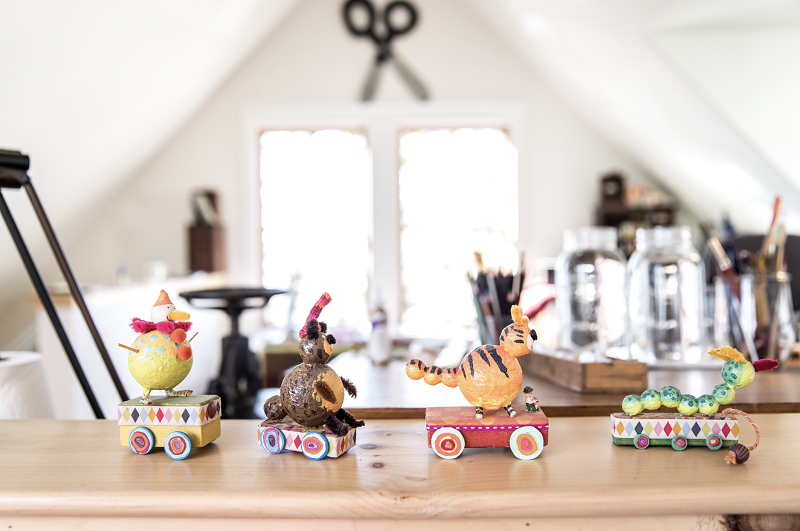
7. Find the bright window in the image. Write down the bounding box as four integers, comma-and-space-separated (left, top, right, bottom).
259, 129, 371, 332
398, 127, 519, 338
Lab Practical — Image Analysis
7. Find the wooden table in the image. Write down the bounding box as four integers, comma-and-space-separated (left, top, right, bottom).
1, 416, 799, 530
329, 353, 800, 418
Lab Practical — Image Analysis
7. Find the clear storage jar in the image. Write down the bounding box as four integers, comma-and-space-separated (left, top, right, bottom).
555, 227, 628, 358
627, 226, 706, 364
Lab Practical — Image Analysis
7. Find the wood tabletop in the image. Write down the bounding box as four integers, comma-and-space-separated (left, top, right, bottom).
2, 415, 799, 526
329, 354, 800, 418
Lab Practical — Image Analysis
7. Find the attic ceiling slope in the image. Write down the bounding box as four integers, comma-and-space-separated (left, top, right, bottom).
470, 0, 800, 234
0, 0, 298, 278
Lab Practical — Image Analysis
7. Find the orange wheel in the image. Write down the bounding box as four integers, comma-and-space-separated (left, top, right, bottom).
432, 427, 464, 459
510, 426, 544, 460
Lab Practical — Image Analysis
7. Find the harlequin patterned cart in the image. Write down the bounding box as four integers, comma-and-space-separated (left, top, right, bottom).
118, 395, 221, 460
611, 412, 739, 451
425, 406, 549, 460
258, 418, 358, 460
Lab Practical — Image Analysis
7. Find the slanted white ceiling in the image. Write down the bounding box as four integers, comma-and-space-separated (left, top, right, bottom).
0, 0, 298, 254
470, 0, 800, 234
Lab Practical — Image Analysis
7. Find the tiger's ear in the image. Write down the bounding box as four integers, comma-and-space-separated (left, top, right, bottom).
709, 346, 746, 364
511, 305, 529, 327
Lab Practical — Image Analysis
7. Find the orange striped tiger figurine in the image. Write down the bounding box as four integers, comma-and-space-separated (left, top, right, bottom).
406, 305, 537, 419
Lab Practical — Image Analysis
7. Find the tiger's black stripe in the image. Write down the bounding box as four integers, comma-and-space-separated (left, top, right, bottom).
478, 347, 490, 367
514, 339, 525, 344
468, 354, 475, 377
486, 346, 509, 378
461, 363, 467, 379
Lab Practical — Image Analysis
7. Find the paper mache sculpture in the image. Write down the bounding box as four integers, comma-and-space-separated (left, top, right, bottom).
406, 305, 549, 460
117, 290, 221, 460
612, 345, 778, 464
259, 293, 364, 460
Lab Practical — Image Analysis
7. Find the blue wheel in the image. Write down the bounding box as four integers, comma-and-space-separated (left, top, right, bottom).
164, 431, 192, 460
260, 426, 285, 454
301, 432, 329, 460
128, 427, 154, 455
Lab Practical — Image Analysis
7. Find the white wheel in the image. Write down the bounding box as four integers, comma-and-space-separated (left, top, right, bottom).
510, 426, 544, 460
431, 427, 465, 459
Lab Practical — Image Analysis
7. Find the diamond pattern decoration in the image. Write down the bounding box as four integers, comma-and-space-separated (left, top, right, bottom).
181, 409, 191, 423
732, 424, 739, 438
653, 422, 663, 436
148, 408, 156, 422
711, 423, 721, 435
673, 422, 681, 436
702, 423, 711, 436
624, 422, 634, 436
156, 409, 164, 423
123, 409, 131, 421
131, 408, 140, 422
616, 421, 624, 435
191, 410, 199, 422
691, 422, 702, 437
722, 423, 731, 437
634, 422, 643, 434
644, 422, 653, 436
664, 422, 672, 436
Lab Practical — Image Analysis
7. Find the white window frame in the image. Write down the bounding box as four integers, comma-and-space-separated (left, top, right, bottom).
239, 101, 527, 335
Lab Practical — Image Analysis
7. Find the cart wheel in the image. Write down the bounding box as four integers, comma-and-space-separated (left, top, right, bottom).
164, 431, 192, 460
509, 426, 544, 460
633, 433, 650, 450
671, 435, 688, 451
128, 426, 155, 455
431, 427, 465, 460
260, 426, 286, 454
301, 432, 329, 460
706, 433, 724, 451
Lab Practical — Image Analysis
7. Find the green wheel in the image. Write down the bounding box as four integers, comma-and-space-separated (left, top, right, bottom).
706, 433, 724, 451
633, 433, 650, 450
671, 435, 688, 451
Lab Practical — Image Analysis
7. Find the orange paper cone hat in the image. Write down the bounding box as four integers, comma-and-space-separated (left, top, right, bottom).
153, 290, 173, 307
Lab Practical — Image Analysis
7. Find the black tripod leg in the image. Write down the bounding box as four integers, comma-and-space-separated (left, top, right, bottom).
0, 189, 104, 419
25, 183, 127, 401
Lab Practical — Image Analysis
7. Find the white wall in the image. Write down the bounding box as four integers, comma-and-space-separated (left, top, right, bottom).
3, 0, 663, 348
70, 0, 656, 280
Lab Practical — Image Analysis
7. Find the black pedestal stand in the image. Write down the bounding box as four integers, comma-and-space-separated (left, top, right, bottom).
180, 288, 284, 419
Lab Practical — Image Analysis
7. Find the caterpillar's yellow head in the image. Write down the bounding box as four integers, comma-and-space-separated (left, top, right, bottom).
500, 305, 537, 358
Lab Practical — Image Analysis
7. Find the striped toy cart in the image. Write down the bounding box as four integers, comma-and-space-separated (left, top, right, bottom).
118, 395, 221, 460
258, 418, 358, 460
611, 412, 739, 451
425, 406, 549, 460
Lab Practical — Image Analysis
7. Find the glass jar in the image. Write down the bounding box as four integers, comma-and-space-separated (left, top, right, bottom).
628, 226, 706, 364
555, 227, 628, 359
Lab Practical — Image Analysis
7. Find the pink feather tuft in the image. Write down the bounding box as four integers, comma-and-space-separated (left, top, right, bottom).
753, 359, 780, 373
173, 321, 192, 332
156, 321, 176, 334
130, 318, 156, 334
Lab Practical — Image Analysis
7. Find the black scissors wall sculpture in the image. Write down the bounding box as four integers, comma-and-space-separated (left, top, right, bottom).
343, 0, 429, 101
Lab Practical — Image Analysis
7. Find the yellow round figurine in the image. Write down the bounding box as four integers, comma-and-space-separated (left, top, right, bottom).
406, 305, 536, 419
120, 291, 195, 405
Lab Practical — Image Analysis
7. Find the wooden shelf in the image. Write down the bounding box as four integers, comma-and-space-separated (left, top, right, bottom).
1, 415, 799, 529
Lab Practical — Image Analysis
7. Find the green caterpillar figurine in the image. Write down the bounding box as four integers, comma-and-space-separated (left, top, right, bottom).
622, 346, 779, 416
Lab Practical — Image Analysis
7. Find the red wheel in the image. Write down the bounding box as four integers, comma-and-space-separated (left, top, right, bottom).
431, 427, 464, 459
